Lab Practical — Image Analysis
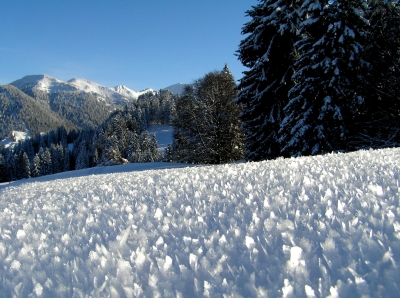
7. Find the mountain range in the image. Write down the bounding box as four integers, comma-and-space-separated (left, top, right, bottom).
0, 74, 187, 139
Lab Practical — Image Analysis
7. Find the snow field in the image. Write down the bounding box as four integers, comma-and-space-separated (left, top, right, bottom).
0, 148, 399, 297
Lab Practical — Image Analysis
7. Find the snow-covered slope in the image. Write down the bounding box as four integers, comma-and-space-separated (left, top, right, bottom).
1, 148, 399, 297
10, 75, 155, 106
0, 84, 78, 136
67, 78, 134, 105
113, 85, 153, 99
163, 83, 187, 95
10, 74, 77, 93
0, 131, 31, 149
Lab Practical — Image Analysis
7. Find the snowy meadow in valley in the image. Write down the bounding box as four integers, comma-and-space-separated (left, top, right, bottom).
0, 148, 399, 297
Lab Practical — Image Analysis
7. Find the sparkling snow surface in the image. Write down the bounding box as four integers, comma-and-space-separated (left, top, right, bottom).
0, 148, 399, 297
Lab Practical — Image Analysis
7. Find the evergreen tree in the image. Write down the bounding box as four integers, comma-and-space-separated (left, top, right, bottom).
164, 144, 173, 162
138, 131, 151, 162
279, 0, 369, 156
150, 133, 162, 162
5, 152, 17, 182
19, 152, 31, 179
40, 148, 53, 176
172, 66, 243, 164
31, 154, 41, 178
75, 145, 89, 170
51, 144, 63, 174
93, 148, 99, 167
63, 148, 70, 172
57, 126, 68, 147
0, 153, 6, 182
100, 135, 128, 166
22, 139, 35, 163
235, 0, 300, 160
126, 132, 140, 163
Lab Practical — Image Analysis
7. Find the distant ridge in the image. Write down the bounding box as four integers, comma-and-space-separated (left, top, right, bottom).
163, 83, 187, 95
2, 74, 187, 136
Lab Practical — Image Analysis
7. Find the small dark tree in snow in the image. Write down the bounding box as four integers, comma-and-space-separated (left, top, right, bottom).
100, 136, 128, 166
50, 144, 63, 174
19, 152, 31, 179
5, 152, 17, 182
279, 0, 369, 156
235, 0, 300, 160
63, 149, 70, 172
138, 131, 152, 162
75, 145, 90, 170
172, 65, 244, 164
126, 132, 140, 163
31, 154, 41, 178
164, 144, 173, 162
150, 133, 162, 162
0, 153, 6, 182
40, 148, 52, 176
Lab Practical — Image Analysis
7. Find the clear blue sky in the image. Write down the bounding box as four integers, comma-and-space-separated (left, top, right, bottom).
0, 1, 256, 91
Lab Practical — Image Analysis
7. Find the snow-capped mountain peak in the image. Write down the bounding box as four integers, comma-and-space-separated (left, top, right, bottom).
113, 85, 154, 99
10, 74, 183, 103
11, 74, 77, 93
163, 83, 187, 95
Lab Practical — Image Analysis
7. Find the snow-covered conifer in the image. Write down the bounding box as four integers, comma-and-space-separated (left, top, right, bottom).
75, 145, 89, 170
236, 0, 300, 160
63, 147, 70, 171
0, 153, 6, 182
31, 154, 41, 178
127, 132, 140, 163
5, 152, 17, 182
40, 148, 52, 176
279, 0, 369, 156
150, 133, 162, 162
172, 65, 243, 164
138, 131, 151, 162
19, 152, 31, 179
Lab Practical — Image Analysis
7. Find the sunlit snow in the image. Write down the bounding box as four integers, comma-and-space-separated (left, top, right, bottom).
0, 148, 399, 297
0, 131, 31, 149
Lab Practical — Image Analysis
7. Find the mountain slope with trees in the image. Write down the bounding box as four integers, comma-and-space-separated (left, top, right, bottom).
0, 85, 77, 138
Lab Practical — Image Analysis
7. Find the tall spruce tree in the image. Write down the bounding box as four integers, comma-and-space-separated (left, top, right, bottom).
279, 0, 369, 156
235, 0, 300, 160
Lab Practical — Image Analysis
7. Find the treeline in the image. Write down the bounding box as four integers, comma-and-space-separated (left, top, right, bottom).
0, 90, 178, 182
0, 126, 76, 182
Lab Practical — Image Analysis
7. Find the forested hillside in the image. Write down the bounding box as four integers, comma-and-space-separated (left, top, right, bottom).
0, 85, 77, 138
0, 89, 179, 183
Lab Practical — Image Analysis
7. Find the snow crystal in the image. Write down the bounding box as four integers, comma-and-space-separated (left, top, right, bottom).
16, 229, 26, 239
0, 148, 399, 297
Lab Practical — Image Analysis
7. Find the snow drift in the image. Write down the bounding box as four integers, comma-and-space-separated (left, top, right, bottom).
0, 148, 399, 297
